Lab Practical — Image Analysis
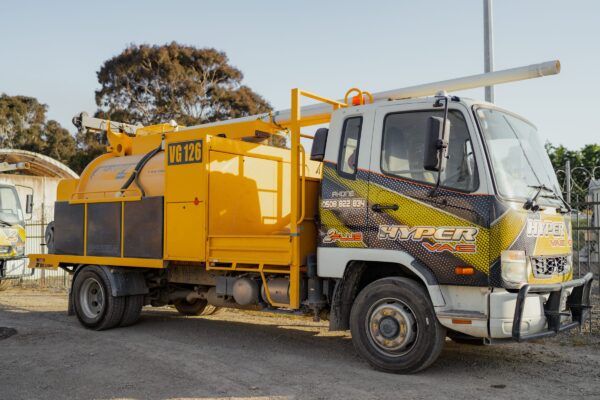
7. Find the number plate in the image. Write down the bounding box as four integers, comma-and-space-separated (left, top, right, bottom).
167, 140, 203, 165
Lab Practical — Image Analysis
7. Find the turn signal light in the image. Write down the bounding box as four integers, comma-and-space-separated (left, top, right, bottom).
454, 266, 475, 275
452, 319, 472, 325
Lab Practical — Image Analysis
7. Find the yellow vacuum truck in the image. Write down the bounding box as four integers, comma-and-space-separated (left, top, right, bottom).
29, 60, 593, 373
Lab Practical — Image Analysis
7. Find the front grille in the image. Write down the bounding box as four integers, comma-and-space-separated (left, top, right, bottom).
531, 255, 568, 278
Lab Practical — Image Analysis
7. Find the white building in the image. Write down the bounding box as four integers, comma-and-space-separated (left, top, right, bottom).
0, 149, 78, 287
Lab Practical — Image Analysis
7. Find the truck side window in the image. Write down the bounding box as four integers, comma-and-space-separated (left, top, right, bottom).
338, 116, 362, 178
381, 110, 478, 192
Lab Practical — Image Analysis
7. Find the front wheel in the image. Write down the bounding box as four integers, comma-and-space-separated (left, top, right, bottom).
350, 277, 446, 374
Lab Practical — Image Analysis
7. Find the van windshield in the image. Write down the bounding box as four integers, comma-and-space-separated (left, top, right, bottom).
475, 107, 561, 203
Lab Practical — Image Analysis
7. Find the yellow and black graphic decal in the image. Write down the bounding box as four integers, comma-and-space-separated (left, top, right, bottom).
318, 162, 491, 286
167, 140, 203, 165
318, 162, 573, 288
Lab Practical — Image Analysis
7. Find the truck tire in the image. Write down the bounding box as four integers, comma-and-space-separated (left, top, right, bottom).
201, 304, 219, 316
72, 265, 126, 330
44, 222, 55, 254
173, 298, 209, 316
350, 277, 446, 374
119, 295, 144, 327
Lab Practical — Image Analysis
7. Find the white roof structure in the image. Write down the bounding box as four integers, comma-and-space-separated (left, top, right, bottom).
0, 149, 78, 179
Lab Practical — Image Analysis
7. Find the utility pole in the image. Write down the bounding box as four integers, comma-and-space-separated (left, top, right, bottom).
484, 0, 494, 103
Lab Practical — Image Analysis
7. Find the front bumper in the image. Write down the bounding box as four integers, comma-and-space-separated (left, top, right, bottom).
511, 272, 593, 341
0, 256, 29, 280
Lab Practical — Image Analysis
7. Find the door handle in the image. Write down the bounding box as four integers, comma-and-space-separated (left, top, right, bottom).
371, 203, 399, 212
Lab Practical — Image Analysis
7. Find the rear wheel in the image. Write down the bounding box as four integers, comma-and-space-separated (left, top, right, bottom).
350, 277, 446, 374
201, 304, 219, 316
120, 295, 144, 327
173, 298, 209, 316
72, 265, 125, 330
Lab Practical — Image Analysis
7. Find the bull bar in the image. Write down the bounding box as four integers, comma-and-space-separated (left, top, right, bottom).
512, 272, 594, 341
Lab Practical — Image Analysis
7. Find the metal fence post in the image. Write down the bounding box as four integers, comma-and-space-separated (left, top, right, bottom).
565, 160, 571, 205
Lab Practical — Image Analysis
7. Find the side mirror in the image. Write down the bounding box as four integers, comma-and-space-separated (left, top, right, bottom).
310, 128, 329, 161
25, 194, 33, 214
424, 116, 451, 172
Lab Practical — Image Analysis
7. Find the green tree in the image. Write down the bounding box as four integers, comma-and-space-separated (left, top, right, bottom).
94, 42, 272, 126
0, 94, 76, 167
71, 128, 106, 174
546, 142, 600, 200
70, 42, 276, 170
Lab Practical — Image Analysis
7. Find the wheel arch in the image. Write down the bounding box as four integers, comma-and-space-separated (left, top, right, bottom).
327, 253, 445, 331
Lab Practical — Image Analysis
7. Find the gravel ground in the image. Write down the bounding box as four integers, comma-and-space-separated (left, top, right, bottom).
0, 288, 599, 400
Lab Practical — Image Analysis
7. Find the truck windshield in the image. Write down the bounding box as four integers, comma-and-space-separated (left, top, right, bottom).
0, 187, 22, 225
475, 107, 561, 203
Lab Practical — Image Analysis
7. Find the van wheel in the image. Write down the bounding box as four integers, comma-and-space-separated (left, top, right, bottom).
72, 265, 125, 330
174, 298, 208, 316
350, 277, 446, 374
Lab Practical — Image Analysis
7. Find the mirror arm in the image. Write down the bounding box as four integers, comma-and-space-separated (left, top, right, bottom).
429, 95, 450, 197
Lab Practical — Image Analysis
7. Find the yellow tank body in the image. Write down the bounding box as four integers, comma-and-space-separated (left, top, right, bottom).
30, 88, 345, 309
38, 116, 321, 308
74, 153, 165, 200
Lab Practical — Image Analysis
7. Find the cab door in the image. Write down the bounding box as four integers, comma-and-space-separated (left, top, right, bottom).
365, 103, 490, 286
318, 108, 373, 248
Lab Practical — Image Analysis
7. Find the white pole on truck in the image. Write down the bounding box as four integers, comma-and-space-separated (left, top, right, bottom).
185, 59, 561, 131
484, 0, 495, 103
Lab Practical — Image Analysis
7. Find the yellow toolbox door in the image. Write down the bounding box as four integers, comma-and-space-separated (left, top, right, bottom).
165, 201, 205, 261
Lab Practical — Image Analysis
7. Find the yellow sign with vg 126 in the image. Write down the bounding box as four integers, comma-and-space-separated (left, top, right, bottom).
167, 140, 203, 165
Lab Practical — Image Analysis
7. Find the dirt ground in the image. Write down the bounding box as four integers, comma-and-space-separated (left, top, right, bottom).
0, 289, 599, 400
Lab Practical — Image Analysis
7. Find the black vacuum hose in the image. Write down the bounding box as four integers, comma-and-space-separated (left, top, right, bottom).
120, 143, 163, 197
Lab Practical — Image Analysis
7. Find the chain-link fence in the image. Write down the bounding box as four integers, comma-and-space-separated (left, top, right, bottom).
558, 163, 600, 334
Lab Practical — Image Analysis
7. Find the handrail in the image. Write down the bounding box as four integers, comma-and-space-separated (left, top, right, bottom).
288, 88, 349, 309
69, 188, 142, 204
344, 87, 374, 105
298, 89, 347, 109
296, 145, 306, 225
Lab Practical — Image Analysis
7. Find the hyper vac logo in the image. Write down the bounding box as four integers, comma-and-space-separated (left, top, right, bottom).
378, 225, 479, 254
167, 140, 203, 165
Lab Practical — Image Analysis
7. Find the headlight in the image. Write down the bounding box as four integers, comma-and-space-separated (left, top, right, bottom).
4, 228, 19, 241
0, 245, 12, 254
501, 250, 529, 288
15, 243, 25, 256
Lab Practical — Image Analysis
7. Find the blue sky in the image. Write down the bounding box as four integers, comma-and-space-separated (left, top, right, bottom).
0, 0, 598, 149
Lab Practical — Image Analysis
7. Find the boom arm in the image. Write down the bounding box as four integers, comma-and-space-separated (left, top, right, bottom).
72, 112, 141, 135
